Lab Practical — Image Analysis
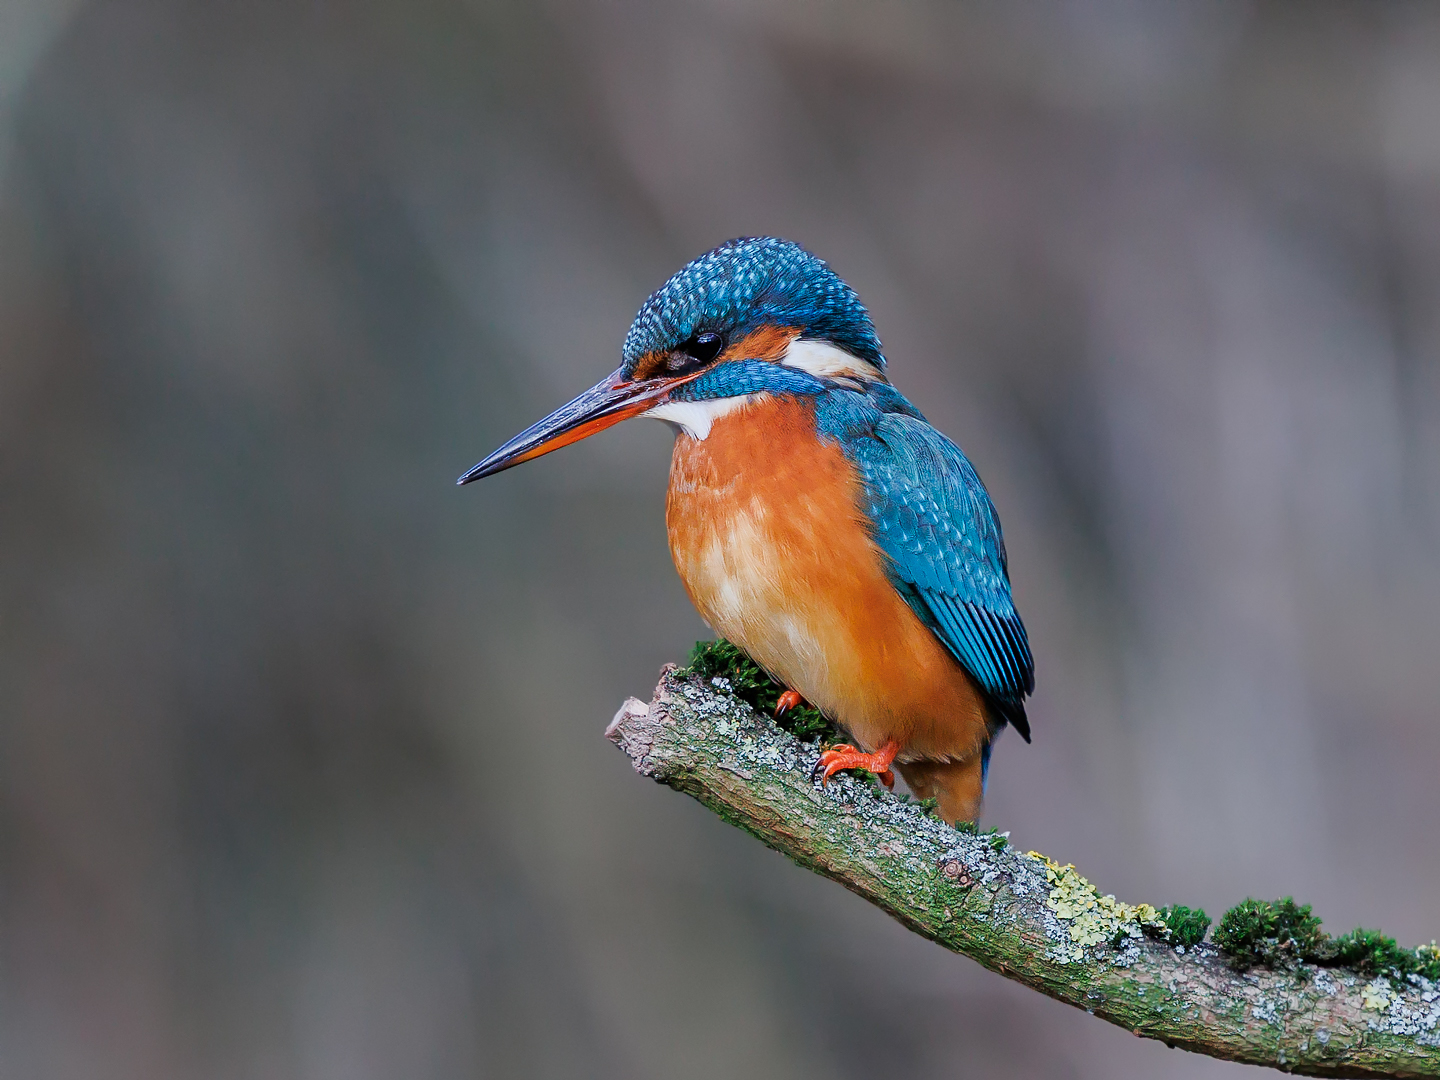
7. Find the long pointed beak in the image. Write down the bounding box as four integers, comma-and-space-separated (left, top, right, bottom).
457, 366, 681, 484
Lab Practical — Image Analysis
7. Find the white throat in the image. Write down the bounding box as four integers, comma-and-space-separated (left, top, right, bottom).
646, 395, 754, 440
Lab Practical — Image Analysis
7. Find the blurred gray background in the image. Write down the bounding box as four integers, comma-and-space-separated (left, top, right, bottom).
2, 1, 1438, 1077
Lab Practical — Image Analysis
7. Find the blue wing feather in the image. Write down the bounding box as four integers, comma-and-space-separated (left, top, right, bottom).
846, 409, 1034, 741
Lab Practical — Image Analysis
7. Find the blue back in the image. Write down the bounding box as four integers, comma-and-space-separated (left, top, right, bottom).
816, 386, 1034, 741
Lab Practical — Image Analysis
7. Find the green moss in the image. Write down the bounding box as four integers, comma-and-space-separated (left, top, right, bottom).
1331, 929, 1440, 983
1332, 930, 1410, 977
680, 639, 843, 745
888, 792, 942, 817
1420, 942, 1440, 982
953, 821, 1008, 848
1156, 905, 1211, 948
1214, 898, 1327, 970
1215, 899, 1439, 985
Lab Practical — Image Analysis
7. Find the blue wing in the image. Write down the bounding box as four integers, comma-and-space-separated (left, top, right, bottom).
849, 412, 1034, 741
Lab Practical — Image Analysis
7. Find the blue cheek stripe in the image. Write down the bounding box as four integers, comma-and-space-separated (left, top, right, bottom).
671, 359, 827, 402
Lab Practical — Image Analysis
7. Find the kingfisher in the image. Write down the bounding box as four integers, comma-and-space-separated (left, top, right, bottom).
460, 238, 1033, 823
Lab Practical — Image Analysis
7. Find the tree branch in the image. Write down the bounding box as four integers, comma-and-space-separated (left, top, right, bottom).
606, 667, 1440, 1079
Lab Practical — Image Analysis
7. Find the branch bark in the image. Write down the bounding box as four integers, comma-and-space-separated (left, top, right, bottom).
606, 667, 1440, 1079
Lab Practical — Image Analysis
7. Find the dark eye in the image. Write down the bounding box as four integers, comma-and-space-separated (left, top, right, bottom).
688, 332, 724, 362
667, 332, 724, 373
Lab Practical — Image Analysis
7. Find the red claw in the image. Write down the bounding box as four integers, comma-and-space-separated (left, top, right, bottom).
813, 740, 899, 789
775, 690, 805, 717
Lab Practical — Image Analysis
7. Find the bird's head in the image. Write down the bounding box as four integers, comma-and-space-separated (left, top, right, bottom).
458, 237, 885, 483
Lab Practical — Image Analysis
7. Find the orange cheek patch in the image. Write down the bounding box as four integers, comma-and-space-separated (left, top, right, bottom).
719, 324, 799, 363
630, 350, 673, 381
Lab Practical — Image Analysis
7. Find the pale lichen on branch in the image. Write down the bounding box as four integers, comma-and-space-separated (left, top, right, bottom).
607, 664, 1440, 1079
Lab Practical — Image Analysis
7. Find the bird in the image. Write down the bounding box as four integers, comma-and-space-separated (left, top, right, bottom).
459, 237, 1033, 823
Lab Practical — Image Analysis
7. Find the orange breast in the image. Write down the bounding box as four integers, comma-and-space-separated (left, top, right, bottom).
665, 395, 990, 764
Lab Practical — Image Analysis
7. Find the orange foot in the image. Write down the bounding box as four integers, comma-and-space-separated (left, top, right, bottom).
813, 740, 899, 790
775, 690, 805, 717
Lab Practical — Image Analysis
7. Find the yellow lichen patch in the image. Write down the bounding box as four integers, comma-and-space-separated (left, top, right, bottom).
1028, 852, 1168, 961
1361, 979, 1393, 1012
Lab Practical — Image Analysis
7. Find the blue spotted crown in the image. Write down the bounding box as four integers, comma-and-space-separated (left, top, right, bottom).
621, 238, 885, 375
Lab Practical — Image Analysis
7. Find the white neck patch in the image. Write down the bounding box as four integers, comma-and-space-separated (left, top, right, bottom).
781, 338, 885, 383
646, 395, 755, 440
